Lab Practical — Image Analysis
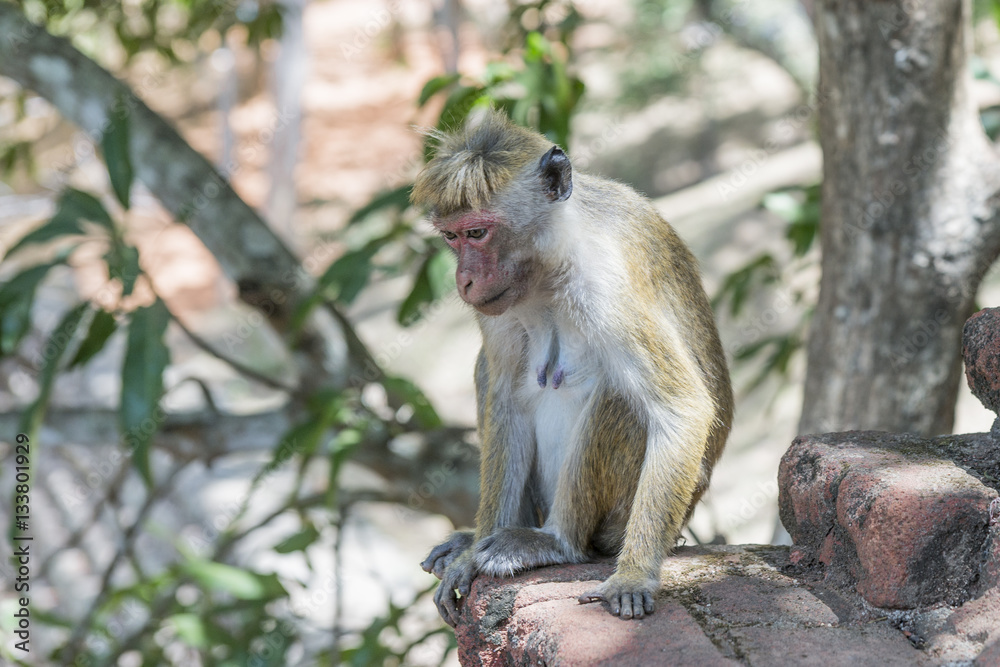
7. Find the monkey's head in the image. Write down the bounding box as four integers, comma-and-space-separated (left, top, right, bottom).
412, 110, 573, 316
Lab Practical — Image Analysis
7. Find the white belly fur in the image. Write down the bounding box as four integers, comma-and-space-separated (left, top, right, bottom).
515, 307, 598, 509
531, 376, 595, 505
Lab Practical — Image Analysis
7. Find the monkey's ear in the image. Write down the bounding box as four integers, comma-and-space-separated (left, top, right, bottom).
538, 146, 573, 202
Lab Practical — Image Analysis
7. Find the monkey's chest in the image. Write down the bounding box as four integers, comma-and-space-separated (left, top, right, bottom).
520, 332, 599, 505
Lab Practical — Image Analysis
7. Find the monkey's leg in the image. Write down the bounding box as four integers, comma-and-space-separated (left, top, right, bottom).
474, 392, 644, 578
579, 405, 710, 620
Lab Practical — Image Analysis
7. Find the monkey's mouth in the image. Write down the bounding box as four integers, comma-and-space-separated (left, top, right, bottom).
473, 288, 512, 315
482, 288, 509, 306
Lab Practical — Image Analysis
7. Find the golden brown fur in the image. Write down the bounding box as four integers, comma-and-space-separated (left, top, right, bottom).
418, 109, 733, 623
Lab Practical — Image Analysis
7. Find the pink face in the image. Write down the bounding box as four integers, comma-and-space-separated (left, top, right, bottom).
436, 211, 523, 316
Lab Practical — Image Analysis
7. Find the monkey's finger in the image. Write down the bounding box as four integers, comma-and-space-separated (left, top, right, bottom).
577, 590, 604, 605
456, 566, 475, 597
421, 544, 452, 574
642, 592, 655, 615
435, 587, 459, 627
420, 555, 437, 574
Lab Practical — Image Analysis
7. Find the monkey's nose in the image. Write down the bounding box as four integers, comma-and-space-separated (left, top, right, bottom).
457, 271, 474, 297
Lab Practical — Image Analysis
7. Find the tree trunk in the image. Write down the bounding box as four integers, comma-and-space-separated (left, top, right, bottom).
800, 0, 1000, 436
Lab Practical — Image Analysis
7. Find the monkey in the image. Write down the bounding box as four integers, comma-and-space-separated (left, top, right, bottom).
414, 109, 733, 625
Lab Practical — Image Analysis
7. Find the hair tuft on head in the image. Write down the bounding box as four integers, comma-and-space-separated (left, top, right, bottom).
412, 109, 554, 216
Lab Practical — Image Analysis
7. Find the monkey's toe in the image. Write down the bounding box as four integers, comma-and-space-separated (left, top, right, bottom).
578, 578, 656, 620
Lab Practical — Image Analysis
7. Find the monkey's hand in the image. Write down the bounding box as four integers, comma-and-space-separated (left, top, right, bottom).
421, 530, 474, 579
578, 571, 657, 620
432, 549, 478, 627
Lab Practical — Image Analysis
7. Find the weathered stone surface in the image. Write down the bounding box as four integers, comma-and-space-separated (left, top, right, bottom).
779, 431, 999, 609
455, 558, 734, 667
727, 626, 932, 667
946, 588, 1000, 649
698, 576, 838, 627
976, 637, 1000, 666
964, 308, 1000, 431
452, 545, 934, 666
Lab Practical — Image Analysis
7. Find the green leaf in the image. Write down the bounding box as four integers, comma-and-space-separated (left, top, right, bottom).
436, 85, 485, 134
711, 254, 778, 317
381, 375, 441, 429
418, 73, 461, 107
168, 613, 208, 648
347, 185, 413, 226
786, 220, 818, 257
69, 309, 117, 368
397, 248, 454, 327
761, 184, 821, 257
260, 421, 323, 481
397, 264, 433, 327
316, 241, 382, 305
101, 97, 134, 209
330, 428, 363, 470
274, 526, 320, 554
120, 299, 171, 485
58, 188, 114, 233
183, 560, 285, 601
425, 246, 456, 296
0, 261, 64, 355
18, 303, 88, 441
116, 245, 142, 297
3, 209, 85, 260
736, 334, 802, 394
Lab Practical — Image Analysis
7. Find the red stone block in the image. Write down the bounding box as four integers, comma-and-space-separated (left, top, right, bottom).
779, 432, 998, 609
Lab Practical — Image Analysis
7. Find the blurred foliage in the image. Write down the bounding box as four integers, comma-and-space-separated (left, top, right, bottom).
0, 140, 450, 663
14, 0, 282, 63
620, 0, 705, 105
713, 184, 820, 396
503, 0, 585, 51
0, 3, 586, 664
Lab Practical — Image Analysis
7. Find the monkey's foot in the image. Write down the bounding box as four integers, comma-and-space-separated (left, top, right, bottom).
578, 571, 657, 620
474, 527, 583, 577
421, 530, 474, 579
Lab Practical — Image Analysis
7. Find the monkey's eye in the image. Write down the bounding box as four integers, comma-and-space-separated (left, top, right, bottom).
466, 229, 487, 240
442, 231, 458, 241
